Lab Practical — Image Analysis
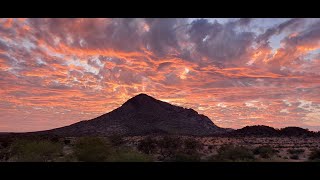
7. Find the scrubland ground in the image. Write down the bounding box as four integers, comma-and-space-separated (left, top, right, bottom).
124, 136, 320, 162
1, 135, 320, 162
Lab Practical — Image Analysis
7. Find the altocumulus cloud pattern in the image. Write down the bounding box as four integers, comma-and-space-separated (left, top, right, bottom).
0, 18, 320, 132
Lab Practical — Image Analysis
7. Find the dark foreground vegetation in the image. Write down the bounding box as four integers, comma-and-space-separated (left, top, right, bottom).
1, 134, 320, 162
0, 135, 152, 162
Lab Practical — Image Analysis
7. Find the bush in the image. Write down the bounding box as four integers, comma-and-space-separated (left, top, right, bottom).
253, 145, 277, 158
64, 139, 71, 145
0, 148, 9, 161
10, 139, 63, 162
109, 135, 124, 147
157, 136, 182, 160
172, 153, 201, 162
109, 148, 153, 162
57, 154, 78, 162
209, 144, 255, 162
287, 149, 305, 155
0, 140, 12, 149
74, 137, 112, 162
183, 138, 203, 155
138, 137, 158, 154
308, 149, 320, 161
49, 136, 60, 143
290, 155, 299, 160
138, 136, 203, 161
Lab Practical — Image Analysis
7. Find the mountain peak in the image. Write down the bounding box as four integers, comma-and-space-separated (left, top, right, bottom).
132, 93, 154, 99
123, 93, 158, 107
42, 93, 225, 136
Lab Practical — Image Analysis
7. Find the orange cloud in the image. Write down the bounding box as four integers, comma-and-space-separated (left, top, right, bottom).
1, 18, 320, 132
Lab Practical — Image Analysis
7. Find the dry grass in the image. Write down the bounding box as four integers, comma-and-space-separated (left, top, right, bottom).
124, 136, 320, 162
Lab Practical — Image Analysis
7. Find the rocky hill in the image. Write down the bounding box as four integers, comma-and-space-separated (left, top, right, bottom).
35, 93, 226, 136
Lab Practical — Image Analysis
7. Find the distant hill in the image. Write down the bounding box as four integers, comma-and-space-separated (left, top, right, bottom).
229, 125, 278, 137
229, 125, 317, 137
33, 93, 226, 136
279, 127, 316, 136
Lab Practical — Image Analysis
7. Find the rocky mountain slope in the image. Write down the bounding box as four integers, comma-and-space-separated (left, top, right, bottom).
36, 93, 226, 136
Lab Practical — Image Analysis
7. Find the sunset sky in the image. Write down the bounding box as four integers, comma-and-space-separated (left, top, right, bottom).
0, 18, 320, 132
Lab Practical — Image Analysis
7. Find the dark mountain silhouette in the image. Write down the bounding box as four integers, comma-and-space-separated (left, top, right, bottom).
279, 127, 316, 136
229, 125, 279, 137
1, 93, 318, 138
35, 93, 226, 136
230, 125, 317, 137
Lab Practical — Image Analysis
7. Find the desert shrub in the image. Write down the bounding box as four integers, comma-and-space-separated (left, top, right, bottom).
56, 154, 78, 162
0, 140, 12, 149
20, 135, 45, 142
253, 145, 277, 158
308, 149, 320, 161
287, 148, 305, 155
138, 136, 158, 154
157, 136, 182, 160
109, 148, 153, 162
64, 139, 71, 145
74, 137, 112, 162
290, 155, 299, 160
9, 139, 63, 162
108, 135, 124, 147
0, 148, 9, 161
49, 136, 60, 143
183, 138, 203, 155
275, 145, 285, 148
209, 144, 255, 162
171, 153, 201, 162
